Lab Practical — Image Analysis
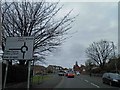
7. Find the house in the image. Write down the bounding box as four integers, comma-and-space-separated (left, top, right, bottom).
32, 65, 46, 75
73, 61, 81, 73
46, 65, 64, 73
80, 64, 86, 74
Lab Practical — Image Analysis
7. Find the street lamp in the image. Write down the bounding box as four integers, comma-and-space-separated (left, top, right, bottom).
111, 42, 118, 73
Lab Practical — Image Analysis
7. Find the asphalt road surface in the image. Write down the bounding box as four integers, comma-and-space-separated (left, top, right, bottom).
55, 74, 120, 88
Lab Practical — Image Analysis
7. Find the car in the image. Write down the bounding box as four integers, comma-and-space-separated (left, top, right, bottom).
76, 72, 80, 76
102, 73, 120, 87
67, 72, 75, 78
58, 71, 65, 76
65, 72, 68, 76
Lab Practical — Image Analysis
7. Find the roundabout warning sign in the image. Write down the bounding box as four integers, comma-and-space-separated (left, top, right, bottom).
3, 37, 34, 89
3, 37, 34, 60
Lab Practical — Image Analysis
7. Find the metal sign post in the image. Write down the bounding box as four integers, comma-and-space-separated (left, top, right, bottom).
3, 60, 9, 90
27, 60, 31, 90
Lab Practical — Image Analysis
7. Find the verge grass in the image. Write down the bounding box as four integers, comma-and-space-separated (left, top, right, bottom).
32, 75, 51, 84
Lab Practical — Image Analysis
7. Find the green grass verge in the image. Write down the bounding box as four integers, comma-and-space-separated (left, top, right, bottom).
32, 75, 50, 84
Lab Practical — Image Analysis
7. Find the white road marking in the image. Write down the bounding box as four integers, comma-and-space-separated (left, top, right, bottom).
91, 83, 100, 88
77, 77, 100, 88
85, 80, 89, 83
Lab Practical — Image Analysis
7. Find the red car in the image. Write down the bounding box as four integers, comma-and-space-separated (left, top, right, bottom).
65, 73, 68, 76
67, 72, 75, 78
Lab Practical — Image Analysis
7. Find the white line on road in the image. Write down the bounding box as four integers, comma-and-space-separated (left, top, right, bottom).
91, 83, 100, 88
85, 80, 89, 83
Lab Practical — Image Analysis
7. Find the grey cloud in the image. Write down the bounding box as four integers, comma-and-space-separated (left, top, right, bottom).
45, 2, 118, 68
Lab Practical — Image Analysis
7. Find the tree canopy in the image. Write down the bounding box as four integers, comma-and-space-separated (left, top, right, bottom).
1, 1, 76, 65
86, 40, 116, 68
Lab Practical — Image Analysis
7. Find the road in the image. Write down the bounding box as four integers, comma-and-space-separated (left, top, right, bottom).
55, 74, 119, 88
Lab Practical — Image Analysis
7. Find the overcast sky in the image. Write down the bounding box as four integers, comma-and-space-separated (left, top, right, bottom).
0, 1, 118, 68
44, 2, 118, 68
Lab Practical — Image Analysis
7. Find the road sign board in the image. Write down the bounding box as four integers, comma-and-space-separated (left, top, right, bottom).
3, 37, 34, 60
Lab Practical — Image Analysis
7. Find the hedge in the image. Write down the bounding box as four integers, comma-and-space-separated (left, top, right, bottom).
2, 63, 28, 84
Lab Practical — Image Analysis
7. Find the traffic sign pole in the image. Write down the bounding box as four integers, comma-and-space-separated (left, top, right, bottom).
27, 61, 31, 90
3, 60, 9, 90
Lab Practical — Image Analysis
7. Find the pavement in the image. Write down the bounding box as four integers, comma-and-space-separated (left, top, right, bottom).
4, 82, 27, 88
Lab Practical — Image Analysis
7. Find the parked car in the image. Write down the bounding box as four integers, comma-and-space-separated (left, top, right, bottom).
67, 72, 75, 78
102, 73, 120, 87
58, 71, 65, 76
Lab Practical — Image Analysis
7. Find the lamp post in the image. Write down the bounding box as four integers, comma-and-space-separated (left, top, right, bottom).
111, 42, 118, 73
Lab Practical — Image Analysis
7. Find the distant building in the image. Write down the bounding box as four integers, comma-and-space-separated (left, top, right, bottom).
73, 61, 86, 74
80, 64, 86, 74
32, 65, 46, 75
46, 65, 63, 73
73, 61, 80, 73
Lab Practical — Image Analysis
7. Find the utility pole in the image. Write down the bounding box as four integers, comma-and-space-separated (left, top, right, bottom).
111, 42, 118, 73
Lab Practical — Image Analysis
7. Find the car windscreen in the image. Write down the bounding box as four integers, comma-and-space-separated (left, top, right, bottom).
68, 72, 74, 74
110, 74, 120, 79
103, 73, 107, 77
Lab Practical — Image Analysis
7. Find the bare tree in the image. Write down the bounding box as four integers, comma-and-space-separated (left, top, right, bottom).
85, 59, 96, 75
86, 40, 116, 69
85, 59, 94, 67
1, 1, 76, 65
